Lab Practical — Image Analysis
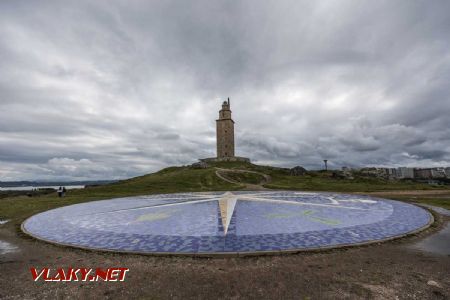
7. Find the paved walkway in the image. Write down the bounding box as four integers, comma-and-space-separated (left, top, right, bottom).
419, 204, 450, 216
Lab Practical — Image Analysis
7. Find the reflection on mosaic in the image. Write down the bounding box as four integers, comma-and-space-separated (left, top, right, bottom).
23, 191, 431, 254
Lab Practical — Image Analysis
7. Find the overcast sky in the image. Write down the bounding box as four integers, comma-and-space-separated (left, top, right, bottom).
1, 1, 449, 181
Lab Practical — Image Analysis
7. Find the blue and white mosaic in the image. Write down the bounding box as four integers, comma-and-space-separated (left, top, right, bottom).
22, 191, 431, 254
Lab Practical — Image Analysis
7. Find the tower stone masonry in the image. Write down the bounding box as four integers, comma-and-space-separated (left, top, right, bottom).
198, 98, 249, 163
216, 98, 235, 158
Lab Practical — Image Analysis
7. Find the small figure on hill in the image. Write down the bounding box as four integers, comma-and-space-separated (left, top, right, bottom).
57, 186, 63, 197
62, 186, 67, 197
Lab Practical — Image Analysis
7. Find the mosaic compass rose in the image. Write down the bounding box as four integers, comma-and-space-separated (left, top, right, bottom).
87, 191, 378, 235
22, 191, 432, 254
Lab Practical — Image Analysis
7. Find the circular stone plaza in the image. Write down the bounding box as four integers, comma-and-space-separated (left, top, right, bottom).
22, 191, 432, 255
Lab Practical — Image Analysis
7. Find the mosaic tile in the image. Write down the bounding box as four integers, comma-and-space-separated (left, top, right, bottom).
22, 191, 431, 254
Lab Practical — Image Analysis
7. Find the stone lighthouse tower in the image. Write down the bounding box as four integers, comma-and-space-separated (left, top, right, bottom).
216, 98, 235, 158
198, 98, 248, 163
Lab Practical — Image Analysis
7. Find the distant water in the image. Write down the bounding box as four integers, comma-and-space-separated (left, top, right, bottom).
0, 185, 84, 191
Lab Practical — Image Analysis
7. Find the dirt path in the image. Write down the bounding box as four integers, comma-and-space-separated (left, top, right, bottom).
215, 168, 271, 190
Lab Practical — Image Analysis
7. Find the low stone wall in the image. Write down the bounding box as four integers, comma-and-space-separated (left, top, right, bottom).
200, 157, 250, 163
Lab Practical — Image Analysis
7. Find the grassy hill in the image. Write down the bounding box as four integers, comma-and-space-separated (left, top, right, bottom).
1, 161, 449, 226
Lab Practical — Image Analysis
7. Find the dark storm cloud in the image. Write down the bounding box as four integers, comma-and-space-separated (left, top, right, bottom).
0, 0, 449, 180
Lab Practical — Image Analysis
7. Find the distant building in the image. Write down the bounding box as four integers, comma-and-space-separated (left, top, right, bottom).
445, 167, 450, 178
359, 167, 395, 179
347, 166, 448, 181
360, 167, 378, 177
386, 168, 397, 179
414, 168, 432, 179
415, 168, 446, 179
431, 168, 446, 179
397, 167, 414, 179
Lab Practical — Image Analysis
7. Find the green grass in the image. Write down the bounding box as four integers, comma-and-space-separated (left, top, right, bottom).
0, 161, 448, 227
265, 173, 437, 192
